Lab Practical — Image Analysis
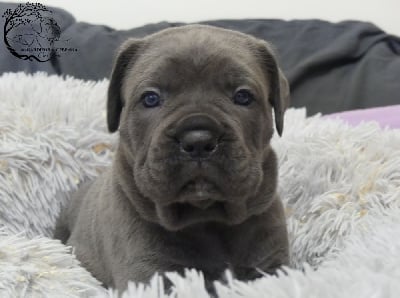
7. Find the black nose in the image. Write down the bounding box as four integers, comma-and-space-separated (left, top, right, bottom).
180, 130, 218, 157
173, 114, 221, 158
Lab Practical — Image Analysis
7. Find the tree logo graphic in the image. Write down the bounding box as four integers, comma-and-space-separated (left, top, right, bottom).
2, 2, 75, 62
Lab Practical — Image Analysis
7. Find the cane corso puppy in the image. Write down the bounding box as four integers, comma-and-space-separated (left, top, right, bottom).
54, 24, 290, 292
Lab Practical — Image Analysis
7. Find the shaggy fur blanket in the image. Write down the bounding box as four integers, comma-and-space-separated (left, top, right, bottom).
0, 72, 399, 298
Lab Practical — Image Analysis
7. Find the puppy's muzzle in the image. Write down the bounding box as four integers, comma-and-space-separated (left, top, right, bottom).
171, 114, 222, 159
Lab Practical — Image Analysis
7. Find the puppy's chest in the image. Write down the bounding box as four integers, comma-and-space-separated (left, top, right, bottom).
164, 225, 238, 269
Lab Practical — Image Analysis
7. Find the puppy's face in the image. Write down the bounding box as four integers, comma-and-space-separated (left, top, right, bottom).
108, 25, 289, 230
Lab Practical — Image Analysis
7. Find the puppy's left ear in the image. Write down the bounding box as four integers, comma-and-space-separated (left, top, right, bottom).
256, 41, 290, 136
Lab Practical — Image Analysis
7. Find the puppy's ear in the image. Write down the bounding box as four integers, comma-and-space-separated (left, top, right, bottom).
107, 39, 143, 132
256, 41, 290, 136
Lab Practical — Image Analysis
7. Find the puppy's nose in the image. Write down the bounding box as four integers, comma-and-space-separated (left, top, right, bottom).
180, 130, 217, 157
174, 114, 221, 158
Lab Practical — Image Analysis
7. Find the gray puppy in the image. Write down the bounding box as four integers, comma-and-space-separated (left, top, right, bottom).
54, 24, 290, 292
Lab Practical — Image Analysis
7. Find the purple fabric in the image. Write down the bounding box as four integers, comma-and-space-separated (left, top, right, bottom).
324, 105, 400, 129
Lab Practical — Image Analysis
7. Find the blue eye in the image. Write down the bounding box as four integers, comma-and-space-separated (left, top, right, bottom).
233, 89, 254, 106
141, 91, 161, 108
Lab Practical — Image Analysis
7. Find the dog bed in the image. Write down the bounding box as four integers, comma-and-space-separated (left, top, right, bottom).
0, 72, 399, 297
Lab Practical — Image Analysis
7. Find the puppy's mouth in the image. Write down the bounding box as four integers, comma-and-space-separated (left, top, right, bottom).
180, 178, 218, 198
178, 178, 221, 207
155, 178, 240, 229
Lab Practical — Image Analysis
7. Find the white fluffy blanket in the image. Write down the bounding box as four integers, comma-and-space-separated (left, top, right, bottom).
0, 72, 399, 298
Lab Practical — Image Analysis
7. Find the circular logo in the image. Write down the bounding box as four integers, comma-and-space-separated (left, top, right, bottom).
2, 2, 75, 62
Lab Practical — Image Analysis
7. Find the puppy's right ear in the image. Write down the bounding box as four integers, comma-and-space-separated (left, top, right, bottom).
107, 39, 143, 133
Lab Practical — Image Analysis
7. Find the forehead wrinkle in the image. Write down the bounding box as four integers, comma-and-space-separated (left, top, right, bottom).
167, 50, 261, 89
127, 53, 210, 92
123, 36, 268, 99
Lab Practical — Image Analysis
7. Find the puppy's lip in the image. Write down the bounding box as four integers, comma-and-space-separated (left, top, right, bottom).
180, 178, 218, 195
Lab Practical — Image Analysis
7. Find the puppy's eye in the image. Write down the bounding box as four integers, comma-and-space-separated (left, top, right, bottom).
141, 91, 161, 108
233, 89, 254, 106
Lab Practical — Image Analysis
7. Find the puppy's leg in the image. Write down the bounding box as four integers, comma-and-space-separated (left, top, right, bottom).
53, 211, 70, 244
53, 181, 92, 243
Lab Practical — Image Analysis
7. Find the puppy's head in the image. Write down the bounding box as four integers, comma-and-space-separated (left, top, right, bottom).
108, 25, 290, 230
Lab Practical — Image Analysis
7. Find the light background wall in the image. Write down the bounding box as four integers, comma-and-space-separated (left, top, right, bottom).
7, 0, 400, 35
